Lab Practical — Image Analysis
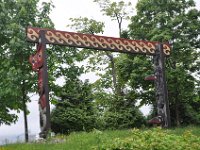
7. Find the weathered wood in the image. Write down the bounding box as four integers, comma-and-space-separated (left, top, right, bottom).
29, 30, 51, 138
153, 44, 171, 128
26, 27, 171, 56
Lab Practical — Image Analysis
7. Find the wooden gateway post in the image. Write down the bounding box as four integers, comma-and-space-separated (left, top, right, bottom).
27, 27, 171, 138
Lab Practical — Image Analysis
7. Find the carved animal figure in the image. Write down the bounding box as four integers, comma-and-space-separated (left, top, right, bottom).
29, 44, 43, 71
148, 116, 163, 125
29, 43, 47, 138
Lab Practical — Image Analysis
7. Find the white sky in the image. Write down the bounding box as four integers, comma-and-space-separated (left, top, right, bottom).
0, 0, 199, 144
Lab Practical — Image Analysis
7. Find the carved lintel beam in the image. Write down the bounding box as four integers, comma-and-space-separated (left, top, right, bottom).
26, 27, 171, 56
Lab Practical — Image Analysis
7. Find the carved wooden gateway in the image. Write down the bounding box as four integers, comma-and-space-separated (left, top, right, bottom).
27, 27, 171, 138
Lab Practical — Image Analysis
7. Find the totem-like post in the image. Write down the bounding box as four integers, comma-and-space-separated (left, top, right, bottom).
29, 30, 51, 138
153, 43, 171, 128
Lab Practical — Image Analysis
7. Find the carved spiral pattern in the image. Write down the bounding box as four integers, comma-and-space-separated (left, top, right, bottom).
27, 28, 39, 42
27, 27, 171, 55
163, 44, 171, 55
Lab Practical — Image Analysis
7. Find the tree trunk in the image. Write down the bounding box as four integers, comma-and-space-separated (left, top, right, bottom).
175, 98, 180, 127
22, 82, 29, 142
118, 21, 122, 37
115, 14, 122, 37
23, 100, 29, 142
106, 15, 123, 97
174, 75, 180, 127
105, 52, 124, 97
106, 52, 119, 95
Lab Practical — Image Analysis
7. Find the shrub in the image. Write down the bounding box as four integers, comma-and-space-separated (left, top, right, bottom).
99, 128, 200, 150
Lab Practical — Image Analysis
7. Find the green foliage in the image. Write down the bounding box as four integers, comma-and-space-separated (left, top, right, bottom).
66, 1, 146, 131
94, 0, 133, 36
102, 108, 145, 129
0, 0, 54, 125
93, 0, 132, 20
51, 79, 97, 134
100, 128, 200, 150
67, 17, 105, 34
97, 93, 146, 130
116, 55, 155, 106
121, 0, 200, 126
3, 127, 200, 150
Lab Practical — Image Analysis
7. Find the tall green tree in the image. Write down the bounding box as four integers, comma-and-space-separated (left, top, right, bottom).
49, 18, 104, 132
93, 0, 146, 128
118, 0, 200, 126
0, 0, 54, 141
67, 1, 133, 98
94, 0, 132, 36
93, 0, 133, 97
66, 1, 145, 129
51, 79, 97, 134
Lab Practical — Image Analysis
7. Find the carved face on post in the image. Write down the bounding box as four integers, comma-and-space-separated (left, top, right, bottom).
29, 45, 43, 71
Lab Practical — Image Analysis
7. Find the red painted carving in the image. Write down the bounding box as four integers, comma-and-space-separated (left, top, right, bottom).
145, 75, 156, 81
38, 68, 44, 94
39, 94, 46, 109
29, 43, 47, 137
148, 116, 163, 125
29, 44, 43, 71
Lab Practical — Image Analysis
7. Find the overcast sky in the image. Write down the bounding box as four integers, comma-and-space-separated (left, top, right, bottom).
0, 0, 199, 144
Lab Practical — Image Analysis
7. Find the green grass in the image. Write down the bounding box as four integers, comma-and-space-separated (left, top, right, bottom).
1, 129, 133, 150
169, 125, 200, 136
1, 126, 200, 150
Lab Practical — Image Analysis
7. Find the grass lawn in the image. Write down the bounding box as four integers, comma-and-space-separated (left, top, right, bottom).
1, 129, 132, 150
1, 126, 200, 150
